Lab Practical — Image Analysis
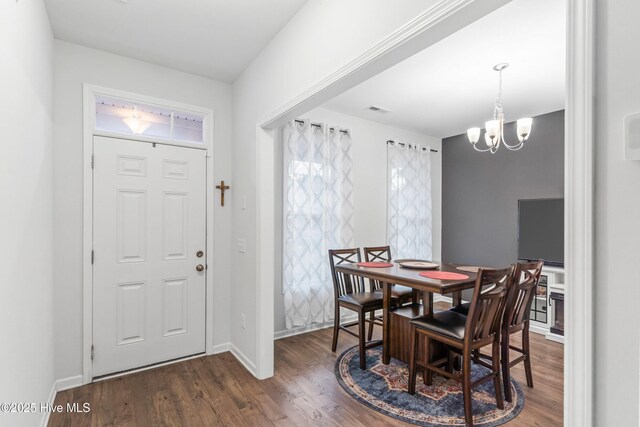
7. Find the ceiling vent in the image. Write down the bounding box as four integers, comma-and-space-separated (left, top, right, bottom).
366, 105, 391, 113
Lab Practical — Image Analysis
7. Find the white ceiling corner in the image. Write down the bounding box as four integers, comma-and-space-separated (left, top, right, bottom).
43, 0, 308, 83
322, 0, 566, 139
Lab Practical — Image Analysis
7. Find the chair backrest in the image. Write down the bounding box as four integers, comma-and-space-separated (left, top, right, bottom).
363, 246, 392, 262
503, 260, 544, 330
465, 267, 513, 344
363, 246, 392, 291
328, 248, 366, 297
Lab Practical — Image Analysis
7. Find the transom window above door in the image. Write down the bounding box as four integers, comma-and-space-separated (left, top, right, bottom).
94, 95, 206, 146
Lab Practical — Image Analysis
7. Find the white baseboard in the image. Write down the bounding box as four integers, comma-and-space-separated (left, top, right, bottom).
545, 332, 565, 344
529, 323, 550, 336
274, 314, 358, 340
274, 322, 332, 340
210, 342, 231, 354
229, 344, 257, 376
41, 381, 56, 427
40, 375, 85, 427
55, 375, 84, 392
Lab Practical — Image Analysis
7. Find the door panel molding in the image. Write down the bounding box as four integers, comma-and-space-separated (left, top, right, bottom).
92, 136, 206, 377
116, 281, 146, 346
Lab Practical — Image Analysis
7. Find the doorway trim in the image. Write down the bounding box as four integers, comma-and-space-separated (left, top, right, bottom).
563, 1, 594, 425
82, 84, 216, 383
255, 0, 594, 426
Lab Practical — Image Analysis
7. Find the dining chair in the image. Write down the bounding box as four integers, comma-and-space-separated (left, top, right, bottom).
501, 260, 544, 402
363, 245, 415, 308
407, 267, 513, 427
449, 260, 544, 403
328, 248, 385, 369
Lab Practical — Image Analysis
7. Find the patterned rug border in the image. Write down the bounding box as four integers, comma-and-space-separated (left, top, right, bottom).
334, 345, 526, 427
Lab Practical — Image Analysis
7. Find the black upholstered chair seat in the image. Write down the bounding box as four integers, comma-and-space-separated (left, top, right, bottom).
449, 302, 471, 316
338, 292, 384, 308
390, 285, 414, 299
410, 310, 468, 340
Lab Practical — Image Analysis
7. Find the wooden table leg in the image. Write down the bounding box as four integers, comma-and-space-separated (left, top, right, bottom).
412, 289, 419, 303
422, 291, 434, 316
383, 281, 391, 364
453, 291, 462, 307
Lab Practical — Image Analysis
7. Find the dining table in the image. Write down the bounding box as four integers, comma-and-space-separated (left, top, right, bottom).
334, 262, 479, 364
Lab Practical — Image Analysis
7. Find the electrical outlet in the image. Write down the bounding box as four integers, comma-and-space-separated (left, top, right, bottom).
237, 238, 246, 253
240, 314, 246, 330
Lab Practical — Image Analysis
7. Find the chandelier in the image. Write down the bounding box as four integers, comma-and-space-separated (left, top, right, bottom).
466, 63, 532, 153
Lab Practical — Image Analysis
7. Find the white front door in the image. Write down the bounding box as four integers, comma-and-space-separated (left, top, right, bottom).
92, 136, 207, 377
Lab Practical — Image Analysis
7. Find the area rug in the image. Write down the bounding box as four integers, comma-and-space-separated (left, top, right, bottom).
335, 346, 525, 426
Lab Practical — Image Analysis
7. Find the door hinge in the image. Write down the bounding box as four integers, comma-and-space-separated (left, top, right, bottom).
91, 250, 94, 264
91, 154, 95, 169
91, 345, 95, 361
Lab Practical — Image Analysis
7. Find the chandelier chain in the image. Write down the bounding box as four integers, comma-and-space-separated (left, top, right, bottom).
494, 68, 504, 119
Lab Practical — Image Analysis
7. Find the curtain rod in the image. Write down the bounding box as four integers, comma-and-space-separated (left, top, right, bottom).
294, 119, 349, 134
387, 140, 438, 153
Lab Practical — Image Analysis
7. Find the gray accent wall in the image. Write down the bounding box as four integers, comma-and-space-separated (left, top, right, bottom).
442, 110, 564, 268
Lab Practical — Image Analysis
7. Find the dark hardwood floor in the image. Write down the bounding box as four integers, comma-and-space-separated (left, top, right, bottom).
50, 304, 563, 426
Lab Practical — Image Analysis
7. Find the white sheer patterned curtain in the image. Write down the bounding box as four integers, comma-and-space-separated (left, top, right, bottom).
387, 142, 433, 260
283, 120, 354, 329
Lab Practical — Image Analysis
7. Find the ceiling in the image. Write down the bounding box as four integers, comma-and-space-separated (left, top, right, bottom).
323, 0, 566, 139
44, 0, 307, 83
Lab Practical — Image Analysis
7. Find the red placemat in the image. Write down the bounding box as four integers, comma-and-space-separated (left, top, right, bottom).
419, 271, 469, 280
357, 262, 393, 268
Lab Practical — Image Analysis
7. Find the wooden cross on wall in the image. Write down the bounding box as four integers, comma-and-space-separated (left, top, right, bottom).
215, 180, 230, 206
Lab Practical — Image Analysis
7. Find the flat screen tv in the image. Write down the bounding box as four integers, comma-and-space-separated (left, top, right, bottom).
517, 198, 564, 267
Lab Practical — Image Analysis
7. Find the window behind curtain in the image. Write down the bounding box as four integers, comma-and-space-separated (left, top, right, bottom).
282, 121, 354, 329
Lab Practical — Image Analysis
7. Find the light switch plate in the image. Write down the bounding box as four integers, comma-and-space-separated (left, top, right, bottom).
624, 112, 640, 161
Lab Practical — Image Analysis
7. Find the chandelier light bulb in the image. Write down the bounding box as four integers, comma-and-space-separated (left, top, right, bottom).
517, 117, 533, 142
467, 127, 481, 144
485, 120, 499, 139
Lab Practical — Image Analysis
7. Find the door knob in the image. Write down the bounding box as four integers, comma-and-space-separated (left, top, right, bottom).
196, 264, 204, 272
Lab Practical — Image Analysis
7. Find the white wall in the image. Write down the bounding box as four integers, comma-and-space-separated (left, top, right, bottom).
594, 0, 640, 424
0, 1, 55, 426
231, 0, 489, 374
52, 41, 233, 380
273, 107, 442, 333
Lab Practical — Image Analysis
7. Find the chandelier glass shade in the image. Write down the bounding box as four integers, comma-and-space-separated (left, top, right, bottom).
467, 63, 532, 154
